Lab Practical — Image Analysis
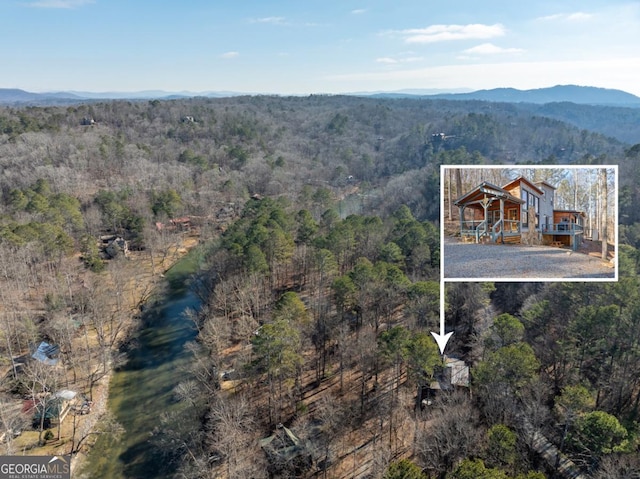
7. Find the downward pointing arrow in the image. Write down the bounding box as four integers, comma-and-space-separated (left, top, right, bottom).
431, 330, 453, 355
431, 281, 453, 354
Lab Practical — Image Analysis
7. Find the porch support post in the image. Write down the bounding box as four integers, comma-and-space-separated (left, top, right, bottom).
481, 196, 490, 243
499, 198, 504, 243
458, 206, 465, 234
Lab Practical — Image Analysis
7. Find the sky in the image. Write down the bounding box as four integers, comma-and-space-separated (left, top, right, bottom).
2, 0, 640, 96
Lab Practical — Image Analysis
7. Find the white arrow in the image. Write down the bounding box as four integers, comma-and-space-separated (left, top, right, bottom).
431, 281, 453, 354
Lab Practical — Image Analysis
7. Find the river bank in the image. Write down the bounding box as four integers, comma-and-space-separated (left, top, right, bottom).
0, 236, 200, 474
75, 238, 201, 470
75, 242, 204, 478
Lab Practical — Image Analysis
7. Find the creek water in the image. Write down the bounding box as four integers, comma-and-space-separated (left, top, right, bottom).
80, 251, 203, 478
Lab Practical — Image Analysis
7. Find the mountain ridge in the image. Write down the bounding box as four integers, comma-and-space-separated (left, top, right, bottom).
2, 85, 639, 143
1, 85, 640, 107
0, 88, 251, 104
367, 85, 640, 107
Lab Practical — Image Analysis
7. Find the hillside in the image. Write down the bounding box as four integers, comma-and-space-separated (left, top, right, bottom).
4, 86, 640, 144
526, 102, 640, 144
0, 95, 639, 478
366, 86, 640, 144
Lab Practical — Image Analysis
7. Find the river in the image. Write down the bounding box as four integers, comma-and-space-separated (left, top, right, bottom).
80, 250, 203, 478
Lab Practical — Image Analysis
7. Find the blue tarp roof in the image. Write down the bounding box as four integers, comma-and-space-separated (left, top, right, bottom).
31, 342, 59, 366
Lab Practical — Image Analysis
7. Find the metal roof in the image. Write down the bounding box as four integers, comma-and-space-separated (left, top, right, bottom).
454, 181, 524, 207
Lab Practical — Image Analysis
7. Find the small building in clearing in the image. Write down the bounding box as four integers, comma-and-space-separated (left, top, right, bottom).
32, 390, 78, 429
418, 356, 470, 408
260, 424, 313, 475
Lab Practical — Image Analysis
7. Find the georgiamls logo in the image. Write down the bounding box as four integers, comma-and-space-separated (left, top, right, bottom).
0, 455, 71, 479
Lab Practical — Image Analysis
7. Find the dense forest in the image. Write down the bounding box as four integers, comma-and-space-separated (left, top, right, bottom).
0, 95, 639, 478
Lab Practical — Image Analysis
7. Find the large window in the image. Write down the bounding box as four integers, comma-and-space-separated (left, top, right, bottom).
521, 188, 540, 229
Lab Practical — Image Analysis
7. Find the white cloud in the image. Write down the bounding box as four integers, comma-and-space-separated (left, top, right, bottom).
251, 16, 288, 25
391, 23, 506, 44
567, 12, 593, 21
221, 51, 239, 59
25, 0, 93, 8
537, 13, 562, 21
538, 12, 593, 22
463, 43, 524, 55
376, 56, 423, 64
351, 9, 367, 15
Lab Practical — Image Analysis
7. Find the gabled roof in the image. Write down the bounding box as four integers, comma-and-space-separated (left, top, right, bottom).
33, 397, 64, 420
429, 356, 469, 390
260, 424, 308, 461
31, 342, 59, 366
502, 176, 544, 195
535, 180, 557, 190
454, 181, 524, 207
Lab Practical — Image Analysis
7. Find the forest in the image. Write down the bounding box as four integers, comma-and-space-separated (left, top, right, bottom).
0, 95, 639, 478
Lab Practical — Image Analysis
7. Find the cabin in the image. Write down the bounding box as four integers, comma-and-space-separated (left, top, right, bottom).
31, 342, 60, 366
260, 424, 313, 475
454, 176, 585, 251
418, 356, 470, 408
32, 390, 78, 430
155, 216, 194, 233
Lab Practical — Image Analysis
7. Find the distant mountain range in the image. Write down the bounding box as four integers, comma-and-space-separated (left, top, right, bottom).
1, 85, 640, 107
367, 85, 640, 107
0, 88, 85, 104
0, 88, 243, 105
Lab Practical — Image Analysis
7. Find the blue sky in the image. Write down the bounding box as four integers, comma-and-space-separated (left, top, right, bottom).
2, 0, 640, 95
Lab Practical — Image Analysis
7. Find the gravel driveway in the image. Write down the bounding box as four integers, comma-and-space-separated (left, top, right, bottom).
443, 236, 615, 280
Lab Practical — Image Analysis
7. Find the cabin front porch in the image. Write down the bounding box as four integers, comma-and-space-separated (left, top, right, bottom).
454, 182, 525, 245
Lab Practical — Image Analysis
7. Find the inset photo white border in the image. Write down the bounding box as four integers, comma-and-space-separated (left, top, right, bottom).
440, 165, 618, 282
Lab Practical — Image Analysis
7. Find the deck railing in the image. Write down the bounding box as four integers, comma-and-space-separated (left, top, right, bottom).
461, 219, 523, 242
490, 220, 521, 233
460, 220, 484, 232
490, 220, 501, 242
460, 220, 488, 242
503, 220, 521, 234
541, 223, 584, 234
491, 220, 521, 242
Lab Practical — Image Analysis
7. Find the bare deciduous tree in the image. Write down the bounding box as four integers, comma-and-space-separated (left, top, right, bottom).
601, 168, 609, 261
416, 391, 481, 477
207, 394, 266, 478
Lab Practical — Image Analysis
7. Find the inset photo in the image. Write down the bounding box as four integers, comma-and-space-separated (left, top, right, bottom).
441, 165, 617, 281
